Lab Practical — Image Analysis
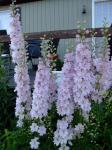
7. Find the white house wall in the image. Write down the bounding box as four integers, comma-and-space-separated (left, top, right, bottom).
20, 0, 92, 60
20, 0, 92, 32
0, 0, 92, 60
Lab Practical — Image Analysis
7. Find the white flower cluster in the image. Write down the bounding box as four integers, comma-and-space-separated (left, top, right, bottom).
57, 52, 75, 116
73, 123, 85, 138
93, 48, 112, 103
54, 119, 73, 147
30, 122, 47, 149
54, 50, 87, 149
49, 73, 57, 106
40, 39, 51, 59
30, 59, 56, 149
30, 137, 40, 149
40, 39, 58, 70
31, 59, 51, 119
73, 43, 96, 119
30, 123, 46, 136
9, 10, 32, 127
54, 119, 84, 149
100, 60, 112, 92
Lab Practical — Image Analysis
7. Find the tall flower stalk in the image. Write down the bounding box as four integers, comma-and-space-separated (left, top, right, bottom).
57, 52, 75, 116
54, 52, 74, 149
30, 59, 51, 149
31, 59, 50, 119
54, 51, 84, 149
93, 26, 112, 103
93, 48, 112, 102
9, 5, 32, 127
40, 39, 59, 71
73, 43, 96, 119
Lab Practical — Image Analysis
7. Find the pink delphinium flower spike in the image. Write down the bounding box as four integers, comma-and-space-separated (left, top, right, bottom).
73, 43, 96, 119
9, 10, 32, 127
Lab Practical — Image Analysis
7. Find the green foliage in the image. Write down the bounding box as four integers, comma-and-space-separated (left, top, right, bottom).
0, 86, 16, 132
0, 127, 31, 150
71, 90, 112, 150
0, 44, 5, 81
0, 44, 16, 133
0, 105, 58, 150
55, 59, 63, 71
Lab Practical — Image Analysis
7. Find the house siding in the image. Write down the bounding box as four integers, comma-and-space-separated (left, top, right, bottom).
20, 0, 92, 33
20, 0, 92, 59
0, 0, 92, 59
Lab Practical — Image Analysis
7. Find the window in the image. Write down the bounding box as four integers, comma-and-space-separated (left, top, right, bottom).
92, 0, 112, 28
0, 10, 12, 34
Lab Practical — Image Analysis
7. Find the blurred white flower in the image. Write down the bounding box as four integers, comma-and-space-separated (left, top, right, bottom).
38, 125, 46, 136
30, 123, 39, 133
30, 137, 39, 149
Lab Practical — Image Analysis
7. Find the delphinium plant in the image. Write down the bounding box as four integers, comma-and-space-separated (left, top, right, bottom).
93, 21, 112, 103
1, 2, 112, 149
9, 4, 32, 127
40, 39, 63, 71
54, 50, 85, 150
30, 58, 52, 149
71, 90, 112, 150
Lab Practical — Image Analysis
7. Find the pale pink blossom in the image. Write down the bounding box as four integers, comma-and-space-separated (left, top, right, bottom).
73, 43, 96, 119
57, 52, 75, 116
9, 11, 32, 127
31, 59, 50, 119
93, 49, 112, 102
30, 137, 40, 149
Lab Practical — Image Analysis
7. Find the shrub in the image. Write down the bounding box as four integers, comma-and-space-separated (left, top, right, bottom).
0, 44, 16, 133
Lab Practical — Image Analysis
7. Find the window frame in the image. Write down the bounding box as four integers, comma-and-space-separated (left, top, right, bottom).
0, 9, 11, 34
0, 7, 21, 34
92, 0, 111, 28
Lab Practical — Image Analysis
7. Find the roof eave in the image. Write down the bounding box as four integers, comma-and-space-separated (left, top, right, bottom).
0, 0, 41, 6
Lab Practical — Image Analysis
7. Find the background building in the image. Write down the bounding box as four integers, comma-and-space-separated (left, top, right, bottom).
0, 0, 112, 59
